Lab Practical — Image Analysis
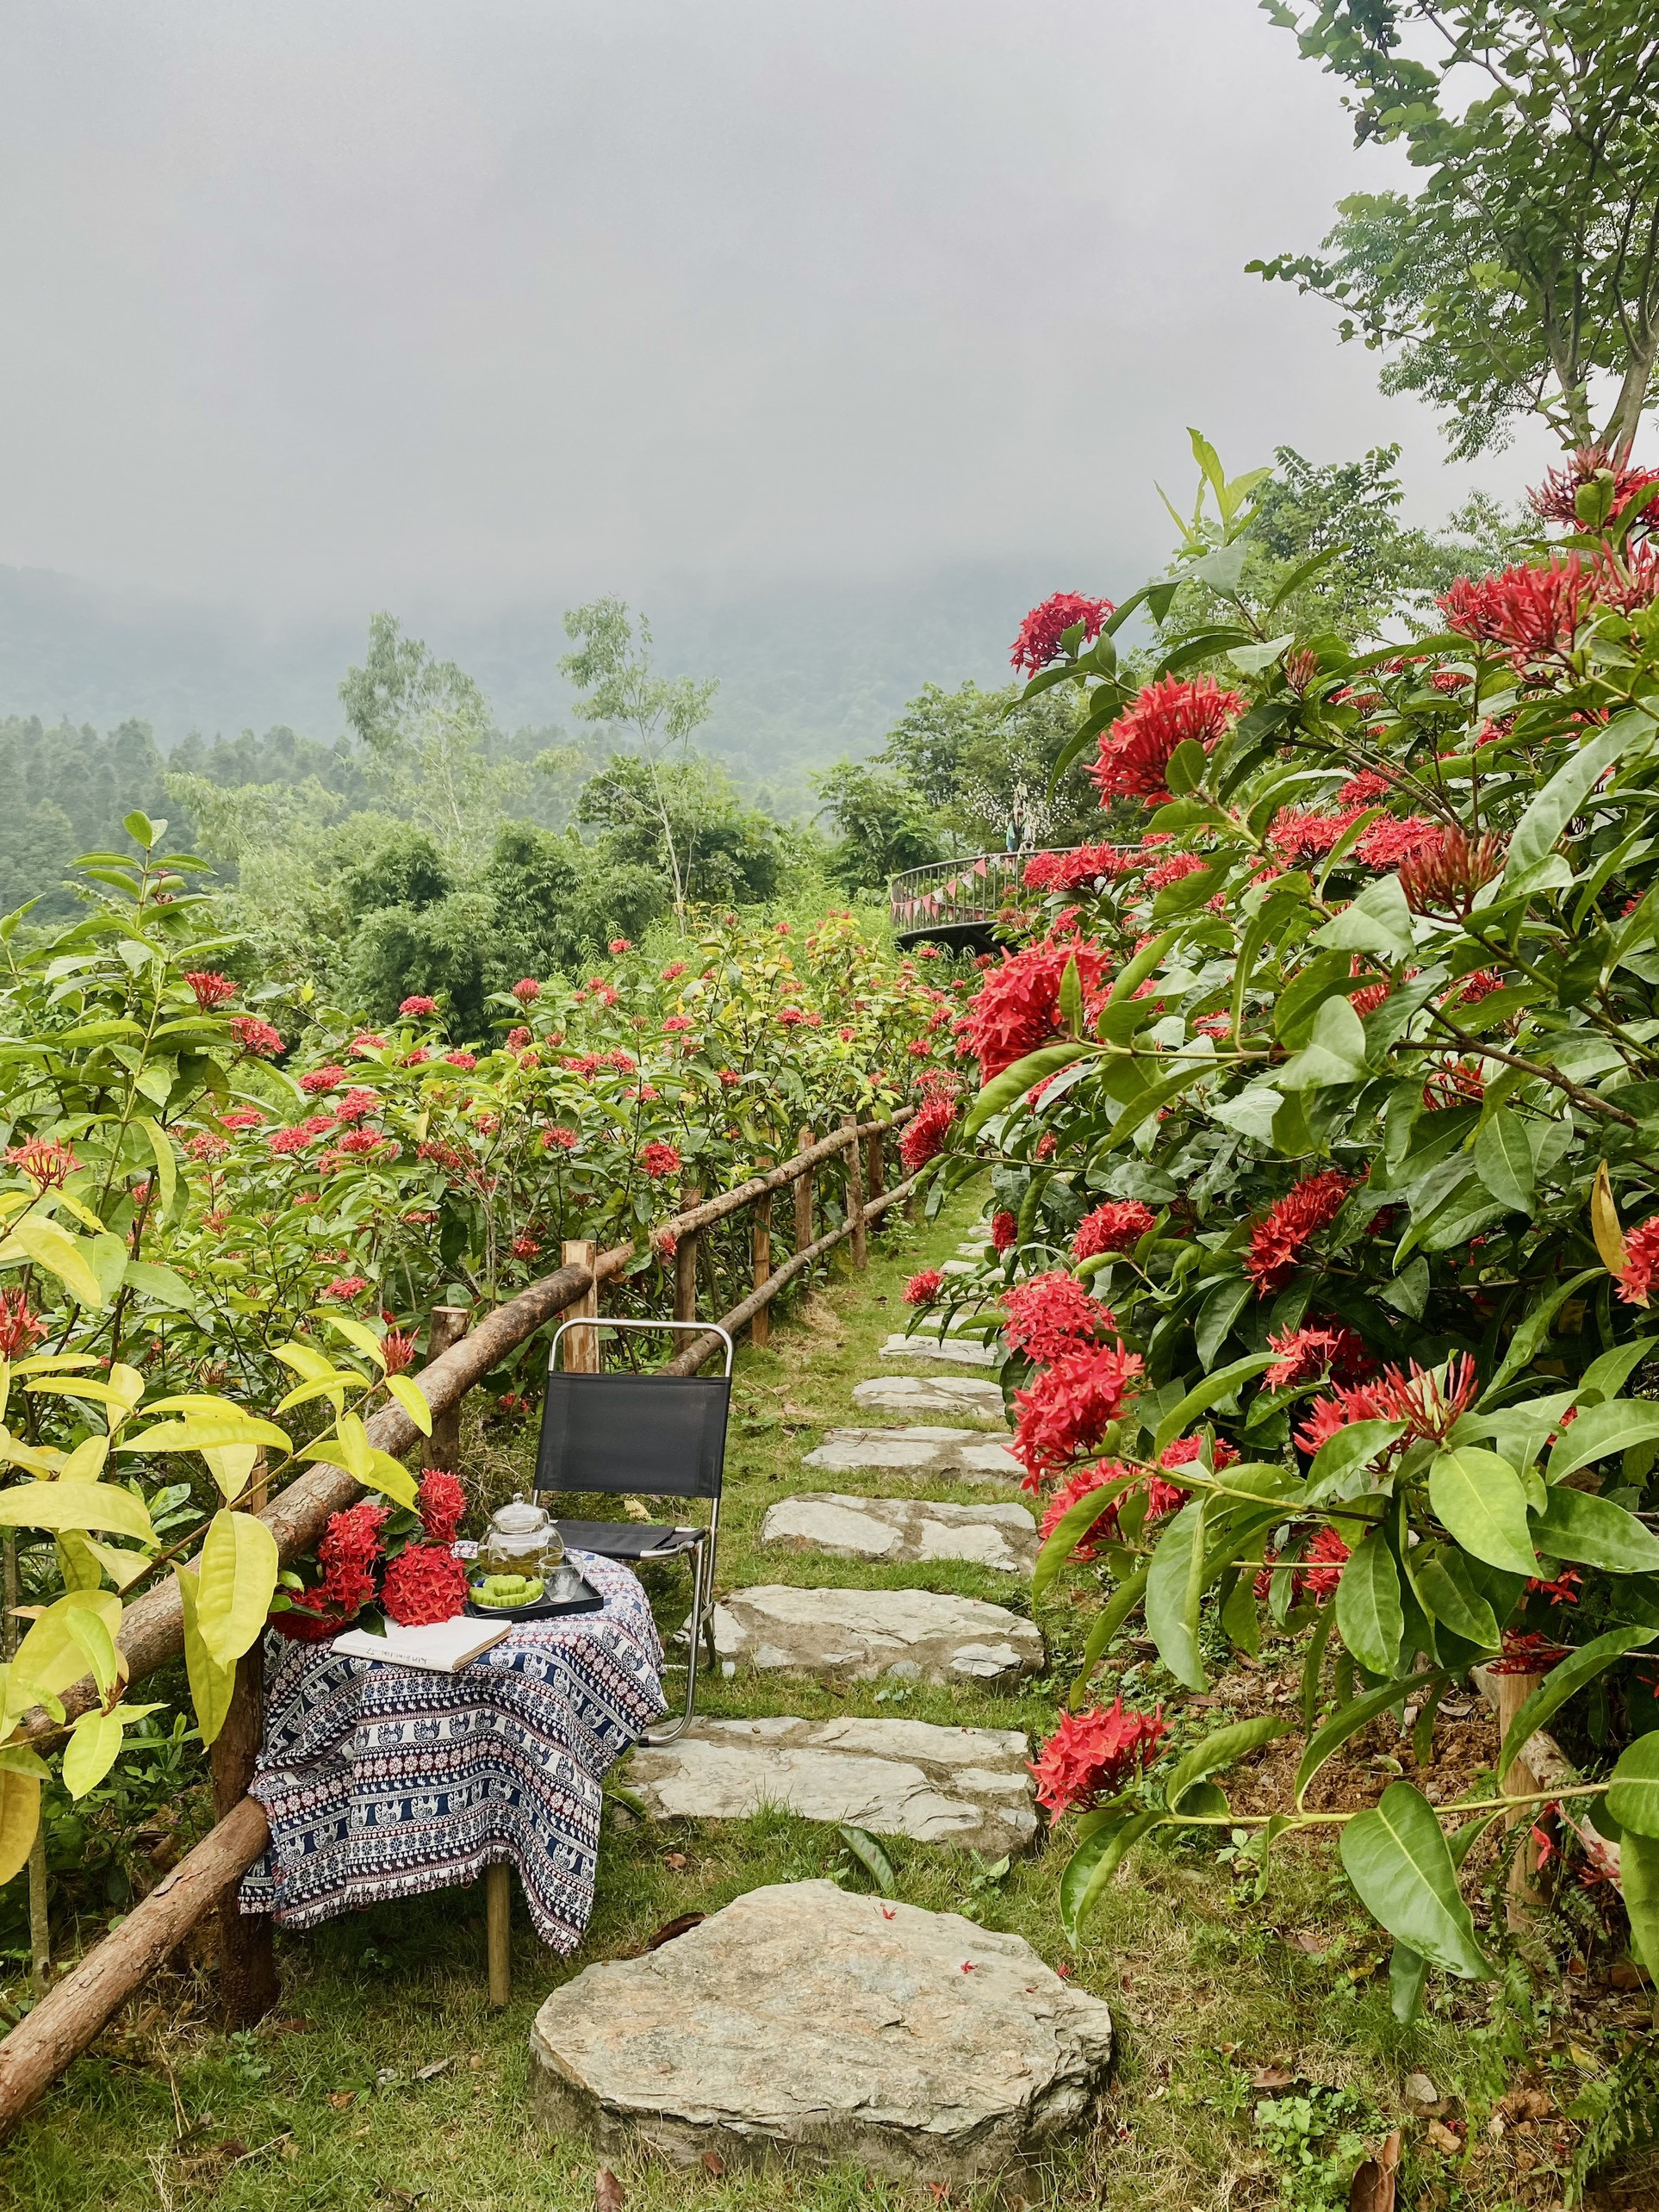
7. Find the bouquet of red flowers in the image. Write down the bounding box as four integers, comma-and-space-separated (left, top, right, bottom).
271, 1469, 469, 1640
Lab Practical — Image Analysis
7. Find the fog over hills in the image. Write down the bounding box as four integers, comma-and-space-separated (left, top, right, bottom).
0, 561, 1057, 805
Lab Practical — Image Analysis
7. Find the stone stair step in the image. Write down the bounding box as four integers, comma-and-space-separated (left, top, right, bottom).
803, 1425, 1022, 1486
712, 1584, 1042, 1687
529, 1880, 1113, 2186
854, 1374, 1004, 1417
761, 1492, 1036, 1575
879, 1333, 999, 1367
624, 1714, 1037, 1855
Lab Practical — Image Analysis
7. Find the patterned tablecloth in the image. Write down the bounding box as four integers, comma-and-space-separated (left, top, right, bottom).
240, 1552, 665, 1951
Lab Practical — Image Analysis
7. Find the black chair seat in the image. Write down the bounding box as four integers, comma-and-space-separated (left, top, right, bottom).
553, 1519, 705, 1561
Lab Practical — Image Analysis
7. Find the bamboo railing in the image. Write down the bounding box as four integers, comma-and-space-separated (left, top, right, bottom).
0, 1106, 920, 2134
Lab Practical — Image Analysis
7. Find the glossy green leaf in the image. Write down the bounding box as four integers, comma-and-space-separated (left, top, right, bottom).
1339, 1781, 1495, 1979
1153, 1352, 1276, 1459
1145, 1501, 1209, 1692
1622, 1828, 1659, 1980
1494, 1625, 1656, 1780
0, 1215, 106, 1308
1308, 1420, 1407, 1494
176, 1564, 236, 1748
1033, 1468, 1145, 1601
1059, 1810, 1161, 1946
1163, 1715, 1291, 1814
1312, 872, 1414, 962
1409, 1543, 1500, 1649
195, 1508, 280, 1668
1067, 1566, 1150, 1708
1606, 1734, 1659, 1838
1473, 1109, 1534, 1213
1530, 1484, 1659, 1574
383, 1374, 434, 1438
1547, 1398, 1659, 1484
963, 1041, 1097, 1140
1334, 1532, 1404, 1676
1503, 717, 1638, 894
1427, 1449, 1538, 1576
1296, 1668, 1450, 1808
0, 1480, 154, 1544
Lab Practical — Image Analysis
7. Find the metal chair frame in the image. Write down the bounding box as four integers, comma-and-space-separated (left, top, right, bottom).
539, 1318, 733, 1746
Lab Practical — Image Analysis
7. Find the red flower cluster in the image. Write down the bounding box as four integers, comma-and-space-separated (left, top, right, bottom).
899, 1091, 957, 1173
607, 937, 632, 954
0, 1291, 46, 1360
1037, 1461, 1132, 1558
1257, 1523, 1351, 1606
661, 961, 687, 981
1002, 1271, 1108, 1366
662, 1015, 693, 1033
221, 1109, 265, 1128
640, 1141, 682, 1180
382, 1542, 469, 1626
417, 1469, 466, 1547
1264, 1323, 1370, 1390
1617, 1215, 1659, 1306
511, 978, 542, 1002
1528, 450, 1659, 532
1012, 1341, 1144, 1488
1143, 850, 1210, 894
991, 1209, 1018, 1252
183, 969, 237, 1009
1028, 1698, 1167, 1817
1090, 675, 1244, 805
1439, 557, 1588, 665
1022, 844, 1129, 893
351, 1033, 386, 1057
512, 1233, 542, 1258
1335, 769, 1393, 807
187, 1131, 230, 1163
1266, 809, 1355, 866
1293, 1351, 1478, 1457
231, 1016, 283, 1058
323, 1274, 369, 1300
1010, 592, 1115, 676
958, 937, 1109, 1082
1072, 1200, 1156, 1260
399, 995, 438, 1016
542, 1127, 579, 1153
1354, 815, 1443, 870
382, 1328, 417, 1374
274, 1500, 390, 1640
299, 1065, 346, 1094
1243, 1169, 1351, 1295
904, 1270, 943, 1306
1398, 825, 1507, 916
6, 1137, 80, 1190
444, 1050, 477, 1071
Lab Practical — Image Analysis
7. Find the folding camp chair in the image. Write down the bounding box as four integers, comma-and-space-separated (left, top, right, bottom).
534, 1318, 733, 1745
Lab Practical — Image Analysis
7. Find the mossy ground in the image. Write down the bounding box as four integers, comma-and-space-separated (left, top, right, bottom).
3, 1196, 1651, 2211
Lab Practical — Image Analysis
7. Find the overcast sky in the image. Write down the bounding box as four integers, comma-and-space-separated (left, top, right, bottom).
0, 0, 1555, 620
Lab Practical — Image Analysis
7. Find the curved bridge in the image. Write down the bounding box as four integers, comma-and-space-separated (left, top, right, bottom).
889, 851, 1071, 954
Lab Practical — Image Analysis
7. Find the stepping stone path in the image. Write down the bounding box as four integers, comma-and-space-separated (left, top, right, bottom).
712, 1584, 1043, 1686
761, 1491, 1036, 1574
529, 1880, 1113, 2185
803, 1423, 1023, 1486
624, 1717, 1037, 1854
854, 1372, 1005, 1415
879, 1332, 1000, 1367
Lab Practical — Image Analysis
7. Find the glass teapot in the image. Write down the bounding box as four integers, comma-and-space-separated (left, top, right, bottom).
479, 1493, 564, 1581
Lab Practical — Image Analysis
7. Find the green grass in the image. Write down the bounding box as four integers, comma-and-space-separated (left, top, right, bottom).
3, 1197, 1644, 2211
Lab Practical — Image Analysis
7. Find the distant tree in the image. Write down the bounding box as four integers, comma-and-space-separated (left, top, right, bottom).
1252, 2, 1659, 459
812, 761, 948, 895
559, 599, 718, 912
875, 680, 1103, 851
577, 754, 780, 907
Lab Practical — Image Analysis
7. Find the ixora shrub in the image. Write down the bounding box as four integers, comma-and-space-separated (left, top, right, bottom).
0, 821, 954, 1904
921, 447, 1659, 2011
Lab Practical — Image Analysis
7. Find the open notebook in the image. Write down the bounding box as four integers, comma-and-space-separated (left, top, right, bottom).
332, 1617, 512, 1675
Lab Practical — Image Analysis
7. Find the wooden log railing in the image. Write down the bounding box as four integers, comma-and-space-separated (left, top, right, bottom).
0, 1104, 918, 2135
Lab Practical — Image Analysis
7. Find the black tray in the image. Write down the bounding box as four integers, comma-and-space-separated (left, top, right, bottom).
464, 1575, 604, 1623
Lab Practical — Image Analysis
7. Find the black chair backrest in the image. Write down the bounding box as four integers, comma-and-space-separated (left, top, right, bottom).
532, 1372, 730, 1501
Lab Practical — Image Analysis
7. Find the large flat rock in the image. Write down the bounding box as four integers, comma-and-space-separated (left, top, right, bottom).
624, 1715, 1037, 1855
529, 1880, 1113, 2184
853, 1374, 1005, 1417
761, 1492, 1036, 1574
879, 1333, 1000, 1367
712, 1583, 1042, 1686
805, 1424, 1023, 1486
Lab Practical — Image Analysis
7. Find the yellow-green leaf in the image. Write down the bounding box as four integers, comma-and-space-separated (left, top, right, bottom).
365, 1450, 420, 1510
176, 1566, 236, 1747
200, 1443, 258, 1503
0, 1768, 40, 1883
62, 1710, 126, 1799
322, 1314, 388, 1370
0, 1479, 154, 1544
195, 1508, 279, 1668
59, 1434, 109, 1482
120, 1414, 292, 1456
384, 1375, 432, 1437
137, 1116, 177, 1216
0, 1215, 106, 1308
4, 1590, 124, 1723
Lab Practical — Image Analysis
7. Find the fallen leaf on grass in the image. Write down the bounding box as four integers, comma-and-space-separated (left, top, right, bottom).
1348, 2127, 1401, 2212
595, 2171, 625, 2211
1291, 1931, 1327, 1954
326, 2091, 356, 2109
1426, 2120, 1463, 2155
700, 2151, 724, 2176
414, 2059, 451, 2081
1251, 2066, 1296, 2091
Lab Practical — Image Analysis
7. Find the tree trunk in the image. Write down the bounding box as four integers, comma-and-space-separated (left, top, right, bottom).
749, 1193, 773, 1350
210, 1642, 278, 2026
425, 1306, 469, 1475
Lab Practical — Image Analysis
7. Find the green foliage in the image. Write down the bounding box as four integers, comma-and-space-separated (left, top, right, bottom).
1254, 2, 1659, 457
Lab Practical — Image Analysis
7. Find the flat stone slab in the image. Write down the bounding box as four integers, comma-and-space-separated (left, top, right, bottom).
761, 1492, 1036, 1574
804, 1424, 1023, 1485
528, 1880, 1113, 2184
712, 1584, 1042, 1686
854, 1374, 1006, 1416
879, 1333, 1000, 1367
624, 1716, 1037, 1855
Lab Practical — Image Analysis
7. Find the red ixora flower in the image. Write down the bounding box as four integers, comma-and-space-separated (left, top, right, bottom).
1528, 448, 1659, 533
512, 1233, 542, 1258
1012, 1340, 1145, 1488
0, 1291, 46, 1360
322, 1274, 370, 1301
1028, 1698, 1168, 1817
399, 995, 438, 1016
381, 1542, 469, 1627
958, 936, 1109, 1083
991, 1209, 1018, 1252
899, 1091, 957, 1174
6, 1136, 80, 1190
1294, 1351, 1478, 1457
351, 1032, 386, 1058
230, 1016, 283, 1059
417, 1469, 466, 1547
381, 1327, 418, 1374
1002, 1271, 1109, 1367
542, 1126, 579, 1153
1354, 814, 1443, 871
1010, 592, 1115, 677
183, 969, 237, 1010
1038, 1461, 1134, 1559
511, 978, 542, 1002
661, 961, 687, 981
640, 1140, 682, 1181
1439, 557, 1589, 666
1244, 1169, 1352, 1296
444, 1050, 477, 1071
221, 1109, 265, 1128
1264, 1322, 1370, 1390
1072, 1200, 1156, 1262
299, 1065, 346, 1094
1090, 675, 1245, 806
904, 1270, 943, 1306
662, 1015, 693, 1033
1398, 825, 1507, 917
1617, 1215, 1659, 1306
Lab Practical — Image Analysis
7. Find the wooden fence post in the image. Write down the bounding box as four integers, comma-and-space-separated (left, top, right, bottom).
867, 1128, 885, 1209
561, 1240, 600, 1373
674, 1182, 701, 1324
426, 1305, 469, 1473
842, 1115, 867, 1271
210, 1641, 279, 2025
793, 1128, 816, 1271
750, 1192, 773, 1349
1495, 1668, 1549, 1929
